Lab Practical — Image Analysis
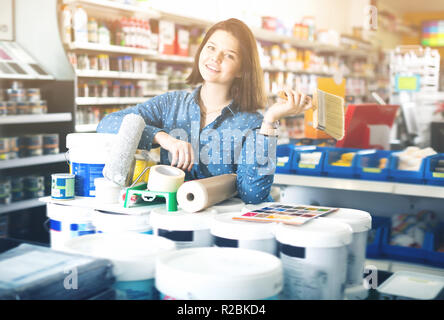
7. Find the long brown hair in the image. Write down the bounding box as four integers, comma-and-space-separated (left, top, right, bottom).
186, 18, 266, 112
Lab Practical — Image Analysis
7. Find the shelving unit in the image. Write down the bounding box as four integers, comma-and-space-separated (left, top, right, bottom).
0, 113, 72, 125
0, 154, 67, 170
274, 174, 444, 199
0, 199, 46, 215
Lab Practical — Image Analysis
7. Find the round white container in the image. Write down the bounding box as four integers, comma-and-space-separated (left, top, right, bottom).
155, 247, 283, 300
212, 198, 245, 213
46, 203, 95, 250
66, 133, 116, 197
210, 212, 277, 255
319, 208, 372, 291
91, 210, 152, 235
94, 178, 121, 204
150, 207, 218, 249
63, 233, 176, 300
275, 219, 353, 300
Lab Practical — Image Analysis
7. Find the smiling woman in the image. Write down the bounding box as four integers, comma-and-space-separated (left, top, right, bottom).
97, 18, 314, 204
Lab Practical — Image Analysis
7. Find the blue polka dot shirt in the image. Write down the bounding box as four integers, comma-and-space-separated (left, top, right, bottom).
97, 85, 277, 204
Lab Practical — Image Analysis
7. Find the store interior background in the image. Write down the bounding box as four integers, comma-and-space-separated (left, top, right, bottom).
1, 0, 444, 275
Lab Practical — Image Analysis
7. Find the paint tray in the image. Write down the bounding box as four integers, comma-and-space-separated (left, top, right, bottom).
0, 244, 115, 300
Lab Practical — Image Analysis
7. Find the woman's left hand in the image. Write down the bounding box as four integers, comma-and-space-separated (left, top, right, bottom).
264, 88, 315, 123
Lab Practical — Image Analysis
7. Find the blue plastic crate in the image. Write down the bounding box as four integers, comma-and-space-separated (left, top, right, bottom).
323, 147, 361, 178
291, 146, 329, 176
380, 224, 430, 265
425, 223, 444, 268
366, 216, 391, 259
275, 144, 295, 174
388, 152, 426, 184
355, 149, 392, 181
424, 154, 444, 186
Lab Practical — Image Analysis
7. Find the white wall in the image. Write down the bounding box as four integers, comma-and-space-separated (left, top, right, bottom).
150, 0, 371, 35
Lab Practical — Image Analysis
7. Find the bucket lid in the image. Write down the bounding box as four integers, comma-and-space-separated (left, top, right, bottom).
155, 247, 283, 300
376, 271, 444, 300
150, 207, 218, 231
275, 218, 353, 248
91, 210, 151, 231
66, 133, 116, 150
319, 208, 372, 233
210, 213, 275, 240
63, 233, 176, 281
211, 198, 245, 213
46, 203, 93, 221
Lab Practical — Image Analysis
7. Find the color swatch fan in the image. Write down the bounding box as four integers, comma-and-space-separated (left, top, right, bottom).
233, 204, 339, 226
312, 89, 345, 140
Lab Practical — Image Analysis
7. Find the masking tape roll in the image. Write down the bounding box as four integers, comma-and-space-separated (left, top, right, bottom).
147, 165, 185, 192
177, 174, 237, 213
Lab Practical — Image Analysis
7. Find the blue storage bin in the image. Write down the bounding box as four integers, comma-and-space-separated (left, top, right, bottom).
323, 147, 361, 178
291, 146, 328, 176
366, 216, 391, 259
355, 149, 392, 181
388, 152, 426, 184
424, 154, 444, 186
381, 224, 430, 265
425, 223, 444, 268
275, 144, 295, 174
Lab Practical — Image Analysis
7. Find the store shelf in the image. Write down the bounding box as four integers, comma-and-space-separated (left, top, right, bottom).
75, 97, 147, 105
262, 65, 334, 76
0, 113, 72, 125
0, 73, 54, 80
66, 42, 158, 56
0, 199, 46, 215
75, 69, 158, 80
274, 174, 444, 199
63, 0, 161, 18
149, 54, 194, 64
0, 154, 66, 170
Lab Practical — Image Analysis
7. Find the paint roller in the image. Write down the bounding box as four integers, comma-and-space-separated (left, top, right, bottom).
177, 174, 238, 213
102, 113, 146, 187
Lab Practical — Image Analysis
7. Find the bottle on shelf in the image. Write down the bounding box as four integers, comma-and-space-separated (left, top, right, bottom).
73, 5, 88, 43
88, 17, 98, 43
61, 5, 72, 44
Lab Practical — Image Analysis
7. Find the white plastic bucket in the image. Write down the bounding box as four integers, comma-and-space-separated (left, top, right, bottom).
210, 212, 277, 255
155, 247, 283, 300
91, 210, 152, 235
275, 219, 353, 300
319, 208, 372, 291
211, 198, 245, 213
150, 207, 218, 249
66, 133, 116, 197
46, 203, 95, 250
63, 233, 176, 300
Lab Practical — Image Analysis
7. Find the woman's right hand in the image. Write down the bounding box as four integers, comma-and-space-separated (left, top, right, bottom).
154, 132, 194, 172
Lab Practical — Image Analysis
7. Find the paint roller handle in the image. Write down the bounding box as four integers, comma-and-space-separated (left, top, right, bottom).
154, 131, 195, 172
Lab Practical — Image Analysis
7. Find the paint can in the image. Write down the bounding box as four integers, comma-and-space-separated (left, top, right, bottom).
91, 210, 152, 235
150, 207, 218, 249
275, 219, 353, 300
46, 203, 96, 250
51, 173, 75, 200
6, 101, 16, 115
210, 212, 277, 255
43, 133, 59, 155
66, 133, 116, 197
0, 179, 11, 205
63, 233, 176, 300
155, 247, 283, 300
319, 208, 372, 299
0, 101, 6, 116
11, 177, 24, 202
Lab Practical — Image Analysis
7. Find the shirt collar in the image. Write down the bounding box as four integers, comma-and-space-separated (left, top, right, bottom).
192, 84, 240, 116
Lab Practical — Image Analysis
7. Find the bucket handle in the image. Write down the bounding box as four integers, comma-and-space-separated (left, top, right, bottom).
65, 150, 71, 168
43, 218, 50, 233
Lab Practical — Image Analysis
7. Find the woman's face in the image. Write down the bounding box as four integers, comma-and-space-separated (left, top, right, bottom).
198, 30, 242, 87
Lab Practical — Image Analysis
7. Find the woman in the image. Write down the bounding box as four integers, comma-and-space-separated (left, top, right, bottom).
97, 18, 313, 204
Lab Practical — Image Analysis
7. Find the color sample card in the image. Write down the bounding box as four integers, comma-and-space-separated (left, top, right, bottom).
232, 204, 338, 225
